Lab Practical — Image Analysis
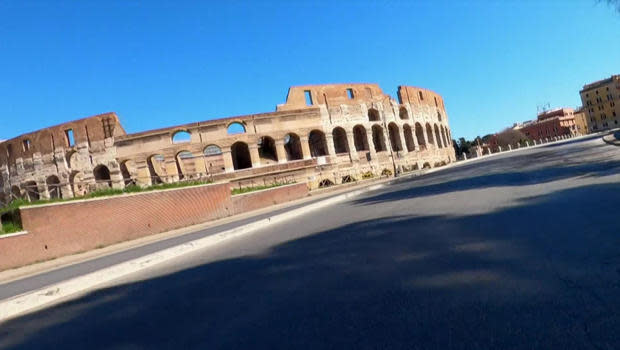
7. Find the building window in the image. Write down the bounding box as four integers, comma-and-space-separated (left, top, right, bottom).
65, 129, 75, 147
346, 88, 354, 99
22, 139, 31, 152
418, 91, 424, 100
304, 90, 313, 106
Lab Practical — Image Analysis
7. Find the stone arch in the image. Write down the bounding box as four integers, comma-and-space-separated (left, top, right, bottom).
148, 154, 166, 184
204, 144, 222, 156
441, 126, 449, 148
258, 136, 278, 162
22, 181, 40, 202
353, 125, 369, 151
284, 133, 303, 161
172, 130, 191, 144
388, 122, 403, 152
119, 160, 134, 186
231, 141, 252, 170
46, 175, 62, 199
176, 150, 194, 179
66, 151, 79, 169
203, 145, 224, 175
93, 164, 112, 187
434, 124, 443, 148
368, 108, 380, 122
11, 185, 21, 200
332, 127, 349, 154
399, 107, 409, 120
372, 125, 387, 152
425, 123, 435, 146
403, 124, 415, 152
423, 162, 432, 169
308, 130, 328, 157
415, 123, 426, 150
437, 112, 442, 122
227, 122, 246, 135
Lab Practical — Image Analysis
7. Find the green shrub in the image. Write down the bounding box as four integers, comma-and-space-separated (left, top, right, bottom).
1, 221, 22, 234
381, 168, 393, 176
361, 171, 374, 179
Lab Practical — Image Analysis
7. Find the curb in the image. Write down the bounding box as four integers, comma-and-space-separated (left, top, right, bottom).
0, 183, 385, 323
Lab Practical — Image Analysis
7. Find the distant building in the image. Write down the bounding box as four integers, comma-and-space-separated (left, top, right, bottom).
580, 74, 620, 132
515, 108, 577, 140
573, 107, 588, 135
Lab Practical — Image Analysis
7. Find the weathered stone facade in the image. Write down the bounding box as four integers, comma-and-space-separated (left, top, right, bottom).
0, 83, 455, 204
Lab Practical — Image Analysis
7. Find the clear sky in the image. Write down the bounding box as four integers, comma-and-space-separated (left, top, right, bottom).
1, 0, 618, 141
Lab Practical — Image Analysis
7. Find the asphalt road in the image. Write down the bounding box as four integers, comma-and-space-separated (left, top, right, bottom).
1, 135, 619, 349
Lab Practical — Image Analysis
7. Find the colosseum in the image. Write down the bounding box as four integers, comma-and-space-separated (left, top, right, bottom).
0, 83, 455, 204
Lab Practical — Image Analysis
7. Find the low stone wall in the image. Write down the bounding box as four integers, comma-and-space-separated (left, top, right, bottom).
232, 183, 308, 215
0, 182, 308, 271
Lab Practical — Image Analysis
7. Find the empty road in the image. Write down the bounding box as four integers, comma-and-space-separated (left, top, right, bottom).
1, 135, 619, 349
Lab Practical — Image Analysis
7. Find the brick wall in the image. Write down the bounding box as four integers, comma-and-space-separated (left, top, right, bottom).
0, 183, 232, 271
0, 182, 309, 271
232, 183, 308, 215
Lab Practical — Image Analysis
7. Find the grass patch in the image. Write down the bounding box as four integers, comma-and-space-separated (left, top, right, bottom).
1, 221, 22, 235
231, 182, 292, 195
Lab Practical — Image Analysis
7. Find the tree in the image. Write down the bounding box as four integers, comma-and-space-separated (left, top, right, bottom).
599, 0, 620, 13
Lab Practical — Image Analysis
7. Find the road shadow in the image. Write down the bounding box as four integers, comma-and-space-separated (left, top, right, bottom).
1, 183, 619, 349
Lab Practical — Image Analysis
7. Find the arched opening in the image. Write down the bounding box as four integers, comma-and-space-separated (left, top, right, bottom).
403, 124, 415, 152
203, 145, 224, 175
372, 125, 387, 152
258, 136, 278, 162
148, 155, 165, 184
204, 145, 222, 156
176, 151, 194, 179
284, 133, 303, 161
227, 122, 246, 135
353, 125, 369, 151
22, 181, 40, 202
441, 127, 449, 148
434, 124, 443, 148
11, 185, 21, 200
437, 112, 442, 122
415, 123, 426, 150
46, 175, 62, 199
120, 160, 133, 186
66, 151, 78, 169
93, 165, 112, 187
399, 107, 409, 120
172, 130, 191, 144
388, 123, 403, 152
318, 179, 334, 188
423, 162, 431, 169
425, 123, 435, 147
368, 108, 380, 122
231, 142, 252, 170
308, 130, 328, 157
332, 127, 349, 154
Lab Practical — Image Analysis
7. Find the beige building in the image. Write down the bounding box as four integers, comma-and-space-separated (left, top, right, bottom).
573, 107, 588, 135
0, 83, 456, 204
580, 74, 620, 132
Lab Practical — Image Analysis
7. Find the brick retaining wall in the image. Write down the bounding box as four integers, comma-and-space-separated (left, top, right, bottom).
232, 183, 308, 215
0, 182, 307, 271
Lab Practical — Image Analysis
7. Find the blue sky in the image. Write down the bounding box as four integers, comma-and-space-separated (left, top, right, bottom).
1, 0, 618, 140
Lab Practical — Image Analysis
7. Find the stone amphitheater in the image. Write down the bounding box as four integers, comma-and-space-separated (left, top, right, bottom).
0, 83, 455, 204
